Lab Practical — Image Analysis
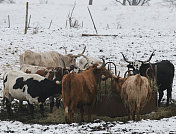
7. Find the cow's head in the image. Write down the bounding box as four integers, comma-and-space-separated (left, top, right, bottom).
92, 58, 112, 81
61, 46, 86, 71
111, 72, 126, 93
121, 51, 155, 75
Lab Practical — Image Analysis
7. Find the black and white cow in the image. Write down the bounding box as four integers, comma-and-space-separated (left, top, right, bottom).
20, 64, 70, 113
3, 70, 62, 117
121, 51, 175, 106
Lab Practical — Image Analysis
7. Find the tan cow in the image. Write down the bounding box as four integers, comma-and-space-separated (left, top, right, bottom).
62, 59, 112, 123
112, 74, 152, 121
20, 47, 86, 68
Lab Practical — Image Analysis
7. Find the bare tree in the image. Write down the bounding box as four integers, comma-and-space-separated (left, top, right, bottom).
123, 0, 126, 5
89, 0, 93, 5
116, 0, 150, 6
0, 0, 15, 3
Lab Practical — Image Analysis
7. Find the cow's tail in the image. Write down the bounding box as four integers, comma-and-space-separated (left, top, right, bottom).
62, 74, 72, 122
135, 74, 142, 90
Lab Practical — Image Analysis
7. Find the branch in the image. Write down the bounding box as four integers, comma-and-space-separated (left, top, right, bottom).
127, 0, 131, 5
70, 1, 76, 18
115, 0, 123, 5
141, 0, 150, 6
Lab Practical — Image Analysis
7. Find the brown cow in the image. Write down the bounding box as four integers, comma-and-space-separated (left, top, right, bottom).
112, 74, 152, 121
20, 64, 69, 112
62, 59, 111, 123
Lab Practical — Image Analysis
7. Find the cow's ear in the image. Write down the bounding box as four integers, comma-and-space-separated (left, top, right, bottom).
56, 81, 62, 85
113, 76, 119, 81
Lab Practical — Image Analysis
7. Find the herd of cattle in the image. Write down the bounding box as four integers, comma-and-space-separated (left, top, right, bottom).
2, 47, 175, 123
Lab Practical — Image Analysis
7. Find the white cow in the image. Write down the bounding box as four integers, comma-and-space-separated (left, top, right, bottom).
79, 55, 102, 70
20, 47, 86, 68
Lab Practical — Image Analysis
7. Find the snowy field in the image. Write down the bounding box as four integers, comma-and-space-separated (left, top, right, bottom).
0, 0, 176, 133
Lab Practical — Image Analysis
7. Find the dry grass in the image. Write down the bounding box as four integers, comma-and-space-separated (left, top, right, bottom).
0, 100, 176, 124
0, 78, 175, 124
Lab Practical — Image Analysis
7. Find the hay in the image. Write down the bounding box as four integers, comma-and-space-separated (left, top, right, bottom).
148, 76, 158, 93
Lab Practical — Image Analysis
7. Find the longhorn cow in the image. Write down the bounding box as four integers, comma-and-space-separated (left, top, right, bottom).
62, 59, 112, 123
112, 74, 152, 121
20, 47, 86, 69
121, 51, 175, 106
78, 55, 102, 70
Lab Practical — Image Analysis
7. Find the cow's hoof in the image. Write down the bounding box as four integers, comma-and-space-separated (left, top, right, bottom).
49, 109, 53, 113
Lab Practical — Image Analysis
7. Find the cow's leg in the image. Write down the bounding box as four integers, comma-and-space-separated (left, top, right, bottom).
136, 107, 141, 121
69, 109, 74, 123
27, 101, 34, 118
132, 109, 135, 121
125, 106, 130, 120
80, 105, 84, 122
64, 106, 69, 123
5, 98, 12, 118
127, 109, 130, 120
166, 88, 172, 106
158, 90, 164, 107
56, 95, 60, 108
88, 104, 94, 123
70, 103, 76, 123
49, 96, 54, 113
18, 100, 23, 111
39, 103, 45, 117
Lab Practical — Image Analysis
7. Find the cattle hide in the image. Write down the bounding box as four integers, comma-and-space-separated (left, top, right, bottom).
62, 59, 112, 123
3, 70, 61, 117
112, 74, 152, 121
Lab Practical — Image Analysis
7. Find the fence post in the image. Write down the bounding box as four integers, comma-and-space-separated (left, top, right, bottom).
24, 2, 29, 34
8, 15, 10, 28
89, 0, 93, 5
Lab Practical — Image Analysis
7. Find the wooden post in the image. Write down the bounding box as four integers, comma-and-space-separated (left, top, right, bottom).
24, 2, 29, 34
87, 7, 98, 34
8, 15, 10, 28
48, 20, 52, 29
28, 14, 31, 28
89, 0, 93, 5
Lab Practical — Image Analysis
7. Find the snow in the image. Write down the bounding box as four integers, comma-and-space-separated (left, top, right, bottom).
0, 0, 176, 133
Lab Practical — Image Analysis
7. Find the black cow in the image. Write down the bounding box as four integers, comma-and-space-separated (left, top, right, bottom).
121, 51, 175, 106
3, 70, 62, 117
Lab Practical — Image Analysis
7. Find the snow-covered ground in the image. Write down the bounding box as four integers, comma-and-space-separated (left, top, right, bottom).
0, 0, 176, 133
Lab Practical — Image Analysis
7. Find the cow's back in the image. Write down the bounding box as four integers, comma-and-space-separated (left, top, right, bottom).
121, 74, 152, 105
62, 70, 97, 107
3, 70, 45, 101
155, 60, 175, 89
39, 51, 63, 67
20, 50, 65, 67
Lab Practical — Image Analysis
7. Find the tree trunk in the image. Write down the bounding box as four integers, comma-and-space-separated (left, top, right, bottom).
122, 0, 126, 5
89, 0, 93, 5
132, 0, 137, 5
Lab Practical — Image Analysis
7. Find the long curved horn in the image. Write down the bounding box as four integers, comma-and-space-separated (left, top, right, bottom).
61, 46, 67, 54
143, 50, 156, 63
111, 71, 120, 79
83, 63, 89, 69
63, 47, 67, 54
146, 68, 150, 79
61, 58, 66, 69
97, 58, 105, 69
73, 46, 86, 58
120, 52, 132, 64
124, 70, 134, 78
81, 55, 90, 68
